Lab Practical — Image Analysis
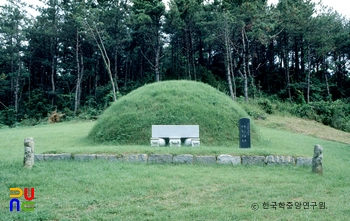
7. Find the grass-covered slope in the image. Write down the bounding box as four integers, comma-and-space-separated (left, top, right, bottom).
89, 80, 259, 145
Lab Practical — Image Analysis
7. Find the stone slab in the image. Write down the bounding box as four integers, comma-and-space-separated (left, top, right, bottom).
173, 154, 193, 164
74, 154, 96, 161
34, 154, 44, 161
44, 153, 72, 161
152, 125, 199, 138
296, 157, 312, 166
217, 154, 241, 165
148, 154, 173, 164
123, 154, 147, 163
242, 156, 265, 165
108, 155, 119, 162
96, 154, 109, 160
193, 156, 216, 164
266, 155, 295, 165
137, 154, 148, 162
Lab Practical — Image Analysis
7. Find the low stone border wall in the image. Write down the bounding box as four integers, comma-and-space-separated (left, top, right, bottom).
34, 153, 312, 166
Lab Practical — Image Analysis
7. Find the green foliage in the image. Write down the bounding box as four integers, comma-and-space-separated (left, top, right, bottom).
257, 98, 274, 114
237, 96, 282, 119
236, 95, 350, 133
198, 66, 219, 88
0, 0, 349, 130
238, 98, 267, 120
77, 107, 102, 120
89, 80, 259, 145
22, 89, 51, 120
19, 116, 40, 126
290, 100, 350, 132
0, 108, 16, 127
291, 104, 317, 120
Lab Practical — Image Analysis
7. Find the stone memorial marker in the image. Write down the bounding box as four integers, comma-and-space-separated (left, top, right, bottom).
23, 137, 35, 168
312, 144, 323, 175
239, 118, 251, 148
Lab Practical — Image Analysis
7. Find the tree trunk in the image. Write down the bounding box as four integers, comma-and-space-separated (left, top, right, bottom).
283, 48, 292, 101
323, 56, 331, 101
242, 29, 248, 102
325, 72, 331, 100
244, 31, 256, 99
97, 38, 116, 101
229, 43, 236, 101
114, 44, 119, 91
10, 35, 15, 110
124, 57, 129, 88
224, 14, 234, 101
306, 43, 311, 103
51, 55, 55, 94
186, 32, 191, 79
85, 21, 117, 101
50, 36, 56, 107
155, 42, 161, 82
14, 50, 20, 114
74, 29, 84, 116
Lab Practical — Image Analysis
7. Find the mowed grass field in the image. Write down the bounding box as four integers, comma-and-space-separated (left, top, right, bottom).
0, 118, 350, 220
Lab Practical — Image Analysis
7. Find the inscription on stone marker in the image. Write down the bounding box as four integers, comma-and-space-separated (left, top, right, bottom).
239, 118, 251, 148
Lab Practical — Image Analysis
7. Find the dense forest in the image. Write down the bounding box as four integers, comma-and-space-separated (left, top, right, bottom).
0, 0, 349, 128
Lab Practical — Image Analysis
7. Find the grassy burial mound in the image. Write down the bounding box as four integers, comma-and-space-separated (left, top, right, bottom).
89, 80, 260, 145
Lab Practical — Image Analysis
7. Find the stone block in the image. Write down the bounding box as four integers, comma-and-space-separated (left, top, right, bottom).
137, 154, 148, 162
123, 154, 147, 163
23, 137, 35, 168
152, 125, 199, 138
122, 154, 135, 161
173, 154, 193, 164
242, 156, 265, 165
184, 139, 192, 146
169, 138, 181, 147
74, 154, 96, 161
107, 155, 119, 162
193, 156, 216, 164
44, 153, 72, 161
217, 154, 241, 165
191, 138, 200, 147
184, 138, 200, 147
296, 157, 312, 166
34, 154, 44, 161
266, 155, 295, 165
148, 154, 173, 164
151, 138, 165, 147
312, 144, 323, 175
96, 154, 108, 160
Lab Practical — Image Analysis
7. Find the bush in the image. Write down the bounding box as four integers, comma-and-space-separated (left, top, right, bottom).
239, 101, 267, 120
291, 104, 317, 120
288, 100, 350, 132
78, 107, 102, 120
257, 98, 274, 114
0, 108, 16, 127
20, 117, 39, 126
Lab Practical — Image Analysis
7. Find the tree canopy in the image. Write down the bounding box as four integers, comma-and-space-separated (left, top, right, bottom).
0, 0, 349, 127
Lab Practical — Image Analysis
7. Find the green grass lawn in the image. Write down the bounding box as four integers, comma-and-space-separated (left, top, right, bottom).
1, 120, 350, 220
